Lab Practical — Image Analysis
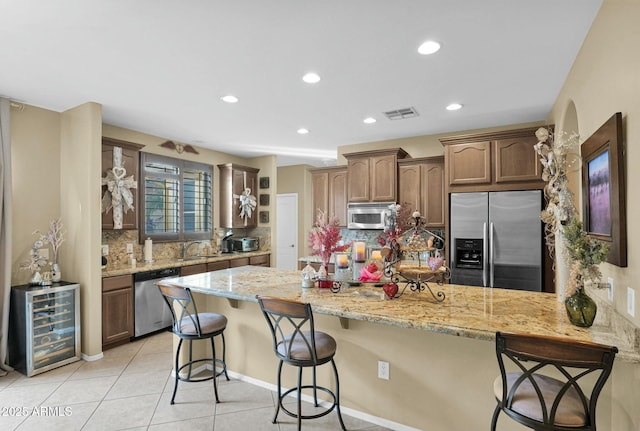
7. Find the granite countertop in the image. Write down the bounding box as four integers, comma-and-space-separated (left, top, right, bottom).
159, 266, 640, 363
101, 251, 271, 278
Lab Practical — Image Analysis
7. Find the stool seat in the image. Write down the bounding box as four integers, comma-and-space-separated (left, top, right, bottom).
179, 313, 227, 336
493, 372, 585, 427
278, 331, 336, 362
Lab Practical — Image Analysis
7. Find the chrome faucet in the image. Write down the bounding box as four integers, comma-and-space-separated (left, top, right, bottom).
181, 241, 202, 259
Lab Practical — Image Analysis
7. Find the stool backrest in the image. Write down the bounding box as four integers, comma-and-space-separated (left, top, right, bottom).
256, 295, 318, 363
158, 283, 204, 336
495, 331, 617, 429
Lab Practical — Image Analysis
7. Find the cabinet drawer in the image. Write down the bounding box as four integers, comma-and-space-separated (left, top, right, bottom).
207, 261, 230, 271
180, 263, 207, 276
249, 254, 270, 266
102, 274, 133, 292
229, 257, 250, 267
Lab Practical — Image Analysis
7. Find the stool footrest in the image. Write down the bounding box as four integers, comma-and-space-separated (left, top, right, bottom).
278, 385, 337, 420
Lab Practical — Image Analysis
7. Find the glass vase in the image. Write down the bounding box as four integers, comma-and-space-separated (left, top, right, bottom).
565, 287, 597, 327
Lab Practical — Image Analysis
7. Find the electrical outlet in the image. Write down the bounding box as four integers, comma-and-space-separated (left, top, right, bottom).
378, 360, 390, 380
101, 244, 109, 256
608, 277, 614, 301
126, 243, 134, 253
627, 287, 635, 317
38, 248, 49, 260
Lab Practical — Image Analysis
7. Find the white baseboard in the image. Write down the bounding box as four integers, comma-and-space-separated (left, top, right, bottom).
81, 351, 104, 362
212, 365, 421, 431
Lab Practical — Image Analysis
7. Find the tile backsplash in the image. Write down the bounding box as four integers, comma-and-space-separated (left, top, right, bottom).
101, 227, 271, 268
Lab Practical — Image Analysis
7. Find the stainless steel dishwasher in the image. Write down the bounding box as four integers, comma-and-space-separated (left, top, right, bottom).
133, 267, 180, 338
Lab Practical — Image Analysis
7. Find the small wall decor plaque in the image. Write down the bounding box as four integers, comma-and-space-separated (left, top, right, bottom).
259, 211, 269, 223
259, 177, 270, 189
259, 194, 270, 206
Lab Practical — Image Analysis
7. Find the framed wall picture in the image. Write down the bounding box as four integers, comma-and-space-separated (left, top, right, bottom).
259, 211, 269, 223
259, 194, 270, 206
259, 177, 270, 189
581, 112, 626, 267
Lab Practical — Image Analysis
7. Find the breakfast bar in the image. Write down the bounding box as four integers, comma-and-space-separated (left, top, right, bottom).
159, 266, 640, 430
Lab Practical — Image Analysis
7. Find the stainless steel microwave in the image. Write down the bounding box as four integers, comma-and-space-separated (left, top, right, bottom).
347, 202, 394, 230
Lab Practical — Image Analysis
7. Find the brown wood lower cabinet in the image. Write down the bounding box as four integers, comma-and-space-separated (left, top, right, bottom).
249, 254, 270, 267
102, 274, 134, 350
229, 257, 250, 268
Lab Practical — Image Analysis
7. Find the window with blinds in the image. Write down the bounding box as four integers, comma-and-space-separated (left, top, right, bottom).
140, 153, 212, 242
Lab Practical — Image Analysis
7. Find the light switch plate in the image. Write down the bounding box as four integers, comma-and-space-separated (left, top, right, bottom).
126, 243, 134, 253
607, 277, 614, 301
101, 244, 109, 256
38, 248, 49, 260
627, 287, 635, 317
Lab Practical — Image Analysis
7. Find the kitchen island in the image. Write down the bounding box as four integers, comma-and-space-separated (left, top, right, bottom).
160, 266, 640, 430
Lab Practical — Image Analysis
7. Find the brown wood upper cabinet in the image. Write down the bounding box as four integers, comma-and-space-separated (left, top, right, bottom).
310, 166, 347, 226
101, 137, 144, 230
440, 127, 544, 191
344, 148, 408, 202
398, 156, 445, 228
218, 163, 259, 228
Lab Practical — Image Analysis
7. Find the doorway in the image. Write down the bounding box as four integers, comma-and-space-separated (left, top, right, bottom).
276, 193, 298, 269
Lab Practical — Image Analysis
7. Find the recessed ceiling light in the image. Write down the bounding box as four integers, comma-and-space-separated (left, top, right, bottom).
302, 72, 321, 84
297, 128, 310, 135
221, 95, 238, 103
418, 40, 441, 55
446, 103, 463, 111
363, 117, 377, 124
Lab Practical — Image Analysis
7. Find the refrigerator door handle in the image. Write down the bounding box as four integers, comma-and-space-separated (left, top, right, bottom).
482, 222, 488, 287
489, 222, 495, 288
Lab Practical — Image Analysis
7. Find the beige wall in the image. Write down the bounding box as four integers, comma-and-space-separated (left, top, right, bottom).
547, 0, 640, 428
10, 105, 61, 285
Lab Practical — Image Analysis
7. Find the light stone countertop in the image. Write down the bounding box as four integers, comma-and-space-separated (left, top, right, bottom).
101, 251, 271, 278
158, 265, 640, 363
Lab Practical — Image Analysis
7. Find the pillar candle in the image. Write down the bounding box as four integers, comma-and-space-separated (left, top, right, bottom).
144, 238, 153, 262
353, 241, 366, 262
371, 250, 382, 261
337, 254, 349, 268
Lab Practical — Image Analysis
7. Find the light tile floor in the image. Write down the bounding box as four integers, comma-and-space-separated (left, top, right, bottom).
0, 331, 391, 431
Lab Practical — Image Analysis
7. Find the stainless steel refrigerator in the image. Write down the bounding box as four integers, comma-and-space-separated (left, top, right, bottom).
450, 190, 543, 291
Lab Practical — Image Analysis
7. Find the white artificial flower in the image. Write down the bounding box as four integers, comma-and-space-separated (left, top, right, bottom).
535, 127, 549, 142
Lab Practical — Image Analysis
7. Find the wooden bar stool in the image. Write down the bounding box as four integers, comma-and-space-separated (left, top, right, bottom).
492, 331, 617, 431
158, 283, 229, 404
257, 295, 347, 431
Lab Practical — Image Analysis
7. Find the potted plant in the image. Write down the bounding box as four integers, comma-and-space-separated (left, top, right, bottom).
308, 210, 348, 286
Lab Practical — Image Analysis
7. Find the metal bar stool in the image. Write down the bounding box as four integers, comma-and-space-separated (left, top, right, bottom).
492, 331, 617, 431
158, 283, 229, 404
257, 295, 347, 431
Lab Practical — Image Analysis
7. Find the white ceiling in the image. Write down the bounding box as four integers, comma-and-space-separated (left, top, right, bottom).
0, 0, 602, 167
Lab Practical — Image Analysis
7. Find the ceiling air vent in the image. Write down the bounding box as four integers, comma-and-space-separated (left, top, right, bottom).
383, 107, 419, 120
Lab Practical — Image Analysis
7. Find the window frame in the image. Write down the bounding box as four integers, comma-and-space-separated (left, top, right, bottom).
139, 152, 213, 243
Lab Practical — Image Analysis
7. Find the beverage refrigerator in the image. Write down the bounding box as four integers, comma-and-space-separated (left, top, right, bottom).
449, 190, 543, 291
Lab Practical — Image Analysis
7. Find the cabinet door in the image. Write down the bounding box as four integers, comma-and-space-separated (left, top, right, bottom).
102, 288, 133, 348
101, 144, 140, 230
398, 164, 421, 215
311, 171, 329, 223
370, 154, 398, 202
347, 158, 370, 202
328, 169, 347, 226
423, 160, 445, 227
494, 136, 541, 183
447, 141, 491, 185
102, 275, 133, 349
